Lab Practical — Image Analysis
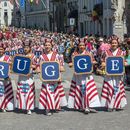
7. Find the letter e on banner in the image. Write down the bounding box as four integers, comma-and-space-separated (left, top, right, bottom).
106, 56, 124, 76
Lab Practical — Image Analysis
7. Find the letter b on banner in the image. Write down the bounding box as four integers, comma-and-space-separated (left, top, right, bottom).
106, 56, 124, 75
41, 61, 60, 81
73, 55, 92, 75
12, 56, 31, 75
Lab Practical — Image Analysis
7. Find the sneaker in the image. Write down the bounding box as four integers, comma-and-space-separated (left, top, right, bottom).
2, 109, 6, 113
115, 108, 124, 111
27, 110, 32, 115
45, 110, 52, 116
89, 108, 98, 113
107, 108, 113, 112
84, 108, 90, 114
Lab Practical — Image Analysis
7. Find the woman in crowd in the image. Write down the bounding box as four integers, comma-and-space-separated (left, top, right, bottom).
68, 39, 101, 114
101, 38, 127, 111
0, 42, 14, 112
16, 39, 36, 115
38, 38, 67, 116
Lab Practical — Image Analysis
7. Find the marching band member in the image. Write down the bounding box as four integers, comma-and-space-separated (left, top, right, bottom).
16, 39, 36, 115
68, 39, 101, 114
0, 42, 14, 112
38, 38, 67, 116
101, 38, 127, 112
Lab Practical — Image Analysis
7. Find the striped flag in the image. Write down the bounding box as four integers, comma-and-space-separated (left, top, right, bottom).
20, 0, 25, 8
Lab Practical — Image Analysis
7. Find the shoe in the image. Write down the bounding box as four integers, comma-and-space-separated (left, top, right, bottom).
107, 108, 113, 112
2, 109, 6, 113
89, 108, 98, 113
84, 108, 90, 114
54, 110, 59, 113
45, 110, 52, 116
115, 108, 124, 111
27, 110, 32, 115
79, 109, 84, 112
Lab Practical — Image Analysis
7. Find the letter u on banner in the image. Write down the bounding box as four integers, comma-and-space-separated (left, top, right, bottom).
12, 55, 31, 76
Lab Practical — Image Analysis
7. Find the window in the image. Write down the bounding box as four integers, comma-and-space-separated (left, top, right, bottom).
4, 2, 7, 7
4, 12, 8, 17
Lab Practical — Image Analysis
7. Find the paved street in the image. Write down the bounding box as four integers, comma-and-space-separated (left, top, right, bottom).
0, 63, 130, 130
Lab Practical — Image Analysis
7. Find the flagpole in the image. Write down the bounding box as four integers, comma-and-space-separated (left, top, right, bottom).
40, 0, 47, 9
25, 0, 27, 28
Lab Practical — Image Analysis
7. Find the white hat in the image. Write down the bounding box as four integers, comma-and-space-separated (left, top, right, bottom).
99, 37, 103, 42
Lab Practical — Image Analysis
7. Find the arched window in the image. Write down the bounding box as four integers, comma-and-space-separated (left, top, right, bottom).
4, 2, 7, 7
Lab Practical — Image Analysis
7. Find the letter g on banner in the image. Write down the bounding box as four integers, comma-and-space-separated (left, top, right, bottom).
41, 61, 60, 82
12, 55, 31, 75
77, 58, 88, 70
73, 55, 92, 75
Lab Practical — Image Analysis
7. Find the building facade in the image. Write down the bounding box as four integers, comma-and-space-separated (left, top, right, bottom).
13, 0, 67, 32
125, 0, 130, 35
0, 0, 13, 27
66, 0, 78, 34
13, 0, 51, 30
78, 0, 127, 40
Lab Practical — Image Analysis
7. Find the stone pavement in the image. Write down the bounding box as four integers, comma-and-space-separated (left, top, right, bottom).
0, 64, 130, 130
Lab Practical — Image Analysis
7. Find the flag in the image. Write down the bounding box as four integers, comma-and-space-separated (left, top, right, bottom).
35, 0, 39, 4
20, 0, 25, 8
40, 0, 47, 8
15, 0, 20, 8
30, 0, 34, 4
92, 10, 98, 21
9, 0, 14, 5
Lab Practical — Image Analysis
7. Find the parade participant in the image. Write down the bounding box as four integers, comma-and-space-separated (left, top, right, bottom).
124, 38, 130, 87
101, 38, 127, 112
0, 42, 14, 112
38, 38, 67, 116
16, 39, 36, 115
68, 39, 101, 114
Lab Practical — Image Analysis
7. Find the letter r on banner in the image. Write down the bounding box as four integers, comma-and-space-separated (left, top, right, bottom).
0, 62, 9, 79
